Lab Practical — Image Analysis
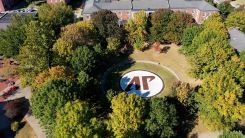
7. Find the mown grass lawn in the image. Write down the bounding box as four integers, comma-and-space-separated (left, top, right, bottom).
104, 62, 178, 97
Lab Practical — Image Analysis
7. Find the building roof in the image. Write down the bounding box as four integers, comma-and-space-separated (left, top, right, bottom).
169, 0, 218, 11
229, 28, 245, 52
132, 0, 169, 10
83, 0, 132, 14
0, 12, 36, 30
83, 0, 218, 14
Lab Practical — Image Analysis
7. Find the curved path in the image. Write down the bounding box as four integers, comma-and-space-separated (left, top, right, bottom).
130, 44, 202, 85
101, 59, 180, 94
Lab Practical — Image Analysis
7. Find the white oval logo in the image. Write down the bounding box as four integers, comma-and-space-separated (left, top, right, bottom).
120, 70, 164, 97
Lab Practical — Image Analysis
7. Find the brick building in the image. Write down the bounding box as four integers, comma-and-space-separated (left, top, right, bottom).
0, 0, 20, 12
82, 0, 218, 24
47, 0, 71, 4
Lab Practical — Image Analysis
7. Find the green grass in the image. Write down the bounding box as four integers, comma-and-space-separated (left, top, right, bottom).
104, 62, 178, 97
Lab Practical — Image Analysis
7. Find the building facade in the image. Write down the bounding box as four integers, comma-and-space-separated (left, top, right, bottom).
83, 0, 218, 24
0, 0, 20, 12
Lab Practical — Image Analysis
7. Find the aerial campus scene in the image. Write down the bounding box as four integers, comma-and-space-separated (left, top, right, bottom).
0, 0, 244, 138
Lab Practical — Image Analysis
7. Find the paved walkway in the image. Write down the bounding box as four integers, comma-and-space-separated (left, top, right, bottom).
198, 131, 221, 138
24, 113, 46, 138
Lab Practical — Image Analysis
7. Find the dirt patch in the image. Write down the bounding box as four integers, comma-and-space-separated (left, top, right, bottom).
130, 44, 201, 86
16, 122, 37, 138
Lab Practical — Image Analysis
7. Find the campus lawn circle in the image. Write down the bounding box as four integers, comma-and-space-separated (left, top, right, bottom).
104, 62, 178, 97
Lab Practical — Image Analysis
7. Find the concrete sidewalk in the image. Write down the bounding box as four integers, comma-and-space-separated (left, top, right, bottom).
25, 113, 47, 138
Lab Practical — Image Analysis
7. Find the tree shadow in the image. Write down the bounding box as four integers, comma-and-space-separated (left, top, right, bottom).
3, 97, 30, 121
161, 46, 170, 53
166, 97, 198, 138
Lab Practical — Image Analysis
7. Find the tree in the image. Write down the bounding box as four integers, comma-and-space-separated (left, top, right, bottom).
165, 12, 194, 44
77, 70, 92, 89
190, 39, 235, 78
240, 49, 245, 63
219, 56, 245, 87
30, 79, 81, 135
18, 21, 55, 86
125, 10, 148, 50
217, 2, 234, 17
34, 66, 74, 88
108, 93, 146, 137
204, 13, 223, 23
196, 72, 245, 131
145, 98, 178, 138
53, 23, 93, 60
38, 3, 74, 31
91, 10, 122, 46
180, 26, 203, 55
150, 9, 173, 42
71, 46, 96, 73
0, 58, 18, 78
226, 11, 245, 31
0, 14, 33, 57
187, 28, 227, 56
54, 100, 104, 138
106, 37, 121, 54
219, 131, 245, 138
203, 13, 227, 35
204, 20, 228, 35
175, 82, 194, 107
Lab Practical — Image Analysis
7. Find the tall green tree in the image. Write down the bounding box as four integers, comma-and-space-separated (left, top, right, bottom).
77, 70, 92, 89
125, 10, 148, 50
187, 28, 227, 56
150, 9, 173, 42
108, 93, 146, 137
31, 79, 81, 135
18, 21, 55, 86
38, 3, 74, 31
196, 72, 245, 131
53, 23, 92, 60
165, 12, 194, 44
71, 46, 96, 73
0, 14, 33, 57
145, 98, 178, 138
190, 39, 235, 78
180, 26, 203, 55
54, 100, 104, 138
220, 56, 245, 87
91, 10, 122, 46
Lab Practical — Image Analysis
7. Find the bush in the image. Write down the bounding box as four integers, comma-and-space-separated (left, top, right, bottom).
226, 11, 245, 31
11, 121, 20, 132
217, 2, 234, 17
219, 131, 244, 138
